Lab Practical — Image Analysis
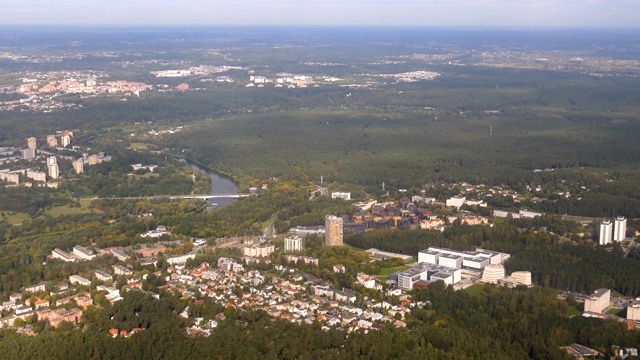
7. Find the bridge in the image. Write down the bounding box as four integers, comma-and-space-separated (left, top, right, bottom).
101, 194, 254, 201
168, 194, 252, 200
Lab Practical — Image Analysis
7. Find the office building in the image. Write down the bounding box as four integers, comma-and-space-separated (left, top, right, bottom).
324, 215, 344, 246
26, 137, 36, 150
397, 263, 461, 289
599, 220, 612, 245
614, 216, 627, 242
418, 246, 510, 271
284, 235, 303, 253
481, 264, 505, 284
584, 288, 610, 315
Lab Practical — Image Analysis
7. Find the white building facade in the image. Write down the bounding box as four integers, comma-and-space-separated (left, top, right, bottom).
599, 220, 613, 245
614, 216, 627, 242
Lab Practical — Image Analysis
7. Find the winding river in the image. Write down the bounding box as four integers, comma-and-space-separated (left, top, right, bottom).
179, 158, 239, 207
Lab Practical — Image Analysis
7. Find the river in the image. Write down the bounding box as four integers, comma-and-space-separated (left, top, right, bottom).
179, 158, 239, 207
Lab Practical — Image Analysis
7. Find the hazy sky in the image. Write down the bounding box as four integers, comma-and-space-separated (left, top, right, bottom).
0, 0, 638, 27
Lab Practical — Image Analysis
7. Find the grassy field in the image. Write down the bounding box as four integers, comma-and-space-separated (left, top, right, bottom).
566, 306, 582, 317
375, 265, 412, 280
606, 308, 625, 317
464, 284, 486, 297
43, 198, 98, 217
3, 212, 30, 225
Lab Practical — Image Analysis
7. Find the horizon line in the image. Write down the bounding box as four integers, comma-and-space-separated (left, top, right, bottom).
1, 24, 640, 30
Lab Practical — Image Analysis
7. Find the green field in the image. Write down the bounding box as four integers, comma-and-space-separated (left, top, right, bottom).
465, 284, 486, 297
43, 198, 98, 217
375, 265, 413, 280
3, 212, 30, 225
606, 308, 625, 317
567, 306, 582, 317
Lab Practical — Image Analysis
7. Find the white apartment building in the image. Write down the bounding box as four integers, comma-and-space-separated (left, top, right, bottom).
599, 220, 613, 245
26, 169, 46, 182
614, 216, 627, 242
445, 196, 466, 209
73, 245, 96, 261
243, 243, 275, 258
284, 235, 303, 253
113, 265, 133, 276
94, 270, 113, 282
51, 248, 76, 262
167, 253, 196, 265
69, 275, 91, 286
584, 288, 610, 314
627, 300, 640, 321
331, 192, 351, 201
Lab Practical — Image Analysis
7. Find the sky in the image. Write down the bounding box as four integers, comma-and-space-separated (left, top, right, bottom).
0, 0, 639, 27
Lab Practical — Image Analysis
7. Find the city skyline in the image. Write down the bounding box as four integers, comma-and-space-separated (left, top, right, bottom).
1, 0, 639, 28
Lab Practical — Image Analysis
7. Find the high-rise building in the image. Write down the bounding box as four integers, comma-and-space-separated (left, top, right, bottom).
627, 300, 640, 321
48, 164, 59, 180
61, 135, 71, 148
47, 156, 59, 180
26, 137, 37, 150
46, 135, 57, 147
284, 235, 303, 253
599, 220, 612, 245
324, 215, 344, 246
614, 216, 627, 242
73, 159, 84, 174
584, 288, 610, 314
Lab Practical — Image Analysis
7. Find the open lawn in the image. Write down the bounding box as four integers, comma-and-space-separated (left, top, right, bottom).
465, 284, 486, 297
606, 308, 625, 317
3, 212, 30, 225
567, 306, 582, 317
43, 198, 98, 217
375, 265, 412, 281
